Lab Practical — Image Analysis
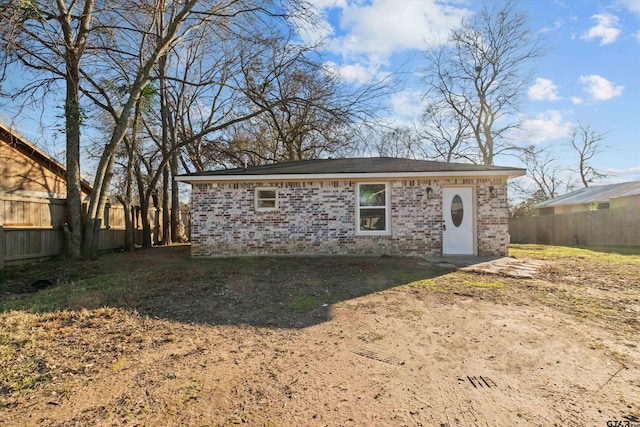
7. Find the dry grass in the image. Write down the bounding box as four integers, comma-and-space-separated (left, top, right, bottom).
0, 244, 639, 424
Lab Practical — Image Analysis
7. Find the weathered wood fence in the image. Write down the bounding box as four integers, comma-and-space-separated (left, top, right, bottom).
0, 193, 190, 267
509, 206, 640, 247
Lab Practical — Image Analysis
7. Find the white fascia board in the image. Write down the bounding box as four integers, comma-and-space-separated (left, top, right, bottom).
176, 169, 525, 183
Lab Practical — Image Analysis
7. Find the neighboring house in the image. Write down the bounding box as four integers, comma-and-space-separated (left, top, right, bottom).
533, 181, 640, 216
0, 121, 92, 199
177, 157, 525, 257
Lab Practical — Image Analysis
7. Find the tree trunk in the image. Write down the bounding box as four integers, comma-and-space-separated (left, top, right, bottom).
82, 152, 115, 258
170, 152, 182, 243
122, 139, 135, 251
138, 196, 153, 249
135, 162, 153, 249
117, 196, 134, 252
162, 165, 171, 245
158, 36, 171, 246
64, 58, 84, 258
57, 0, 95, 259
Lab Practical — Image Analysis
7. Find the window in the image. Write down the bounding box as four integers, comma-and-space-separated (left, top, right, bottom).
357, 183, 390, 235
255, 187, 278, 211
451, 194, 464, 227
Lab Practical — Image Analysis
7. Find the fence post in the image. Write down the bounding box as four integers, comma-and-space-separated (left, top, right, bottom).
0, 193, 4, 270
0, 226, 5, 271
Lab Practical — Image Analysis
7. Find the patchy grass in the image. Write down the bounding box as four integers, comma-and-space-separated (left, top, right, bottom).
511, 244, 640, 293
510, 244, 640, 264
287, 295, 324, 312
404, 272, 505, 292
0, 244, 639, 425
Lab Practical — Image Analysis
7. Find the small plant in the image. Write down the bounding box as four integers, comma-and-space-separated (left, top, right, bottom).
54, 381, 73, 400
287, 295, 322, 312
181, 379, 203, 403
112, 357, 128, 371
403, 272, 504, 291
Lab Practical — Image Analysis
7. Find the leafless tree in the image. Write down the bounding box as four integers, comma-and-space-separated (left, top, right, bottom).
569, 121, 608, 187
0, 0, 99, 257
508, 144, 574, 217
1, 0, 313, 258
233, 37, 388, 164
172, 31, 389, 169
422, 0, 543, 165
418, 101, 474, 162
367, 125, 423, 159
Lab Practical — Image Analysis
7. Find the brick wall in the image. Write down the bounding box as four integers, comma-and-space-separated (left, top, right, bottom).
191, 178, 509, 257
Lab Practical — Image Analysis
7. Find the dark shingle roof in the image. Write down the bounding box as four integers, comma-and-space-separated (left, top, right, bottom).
180, 157, 524, 177
535, 181, 640, 207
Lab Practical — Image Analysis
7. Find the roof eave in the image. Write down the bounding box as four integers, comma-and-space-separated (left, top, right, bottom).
535, 199, 609, 208
1, 121, 94, 195
176, 169, 526, 183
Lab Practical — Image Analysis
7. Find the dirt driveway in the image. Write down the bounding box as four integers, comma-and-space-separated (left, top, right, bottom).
1, 245, 639, 426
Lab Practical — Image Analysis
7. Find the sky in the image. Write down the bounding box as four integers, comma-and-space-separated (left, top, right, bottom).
304, 0, 640, 185
1, 0, 639, 190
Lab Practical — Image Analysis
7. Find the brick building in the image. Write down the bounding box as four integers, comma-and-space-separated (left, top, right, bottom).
178, 157, 525, 257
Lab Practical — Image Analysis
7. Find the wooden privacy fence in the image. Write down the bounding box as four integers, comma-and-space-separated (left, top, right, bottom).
0, 193, 189, 267
509, 206, 640, 247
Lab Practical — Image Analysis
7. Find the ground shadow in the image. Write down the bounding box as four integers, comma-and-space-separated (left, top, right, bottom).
0, 245, 473, 329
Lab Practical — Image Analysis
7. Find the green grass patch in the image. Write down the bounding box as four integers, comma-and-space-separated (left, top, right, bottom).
2, 359, 51, 392
510, 244, 640, 265
287, 295, 323, 312
0, 273, 129, 313
404, 272, 504, 292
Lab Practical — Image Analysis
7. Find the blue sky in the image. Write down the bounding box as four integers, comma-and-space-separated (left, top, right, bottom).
305, 0, 640, 184
1, 0, 638, 188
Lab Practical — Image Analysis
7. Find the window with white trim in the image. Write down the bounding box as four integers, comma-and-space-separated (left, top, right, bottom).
255, 187, 278, 211
356, 182, 390, 235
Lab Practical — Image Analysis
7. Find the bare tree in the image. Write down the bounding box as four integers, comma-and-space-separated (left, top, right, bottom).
569, 121, 608, 187
422, 0, 543, 165
235, 37, 387, 164
368, 125, 422, 159
174, 31, 389, 169
418, 100, 473, 162
519, 144, 573, 199
0, 0, 99, 258
1, 0, 313, 258
508, 144, 574, 217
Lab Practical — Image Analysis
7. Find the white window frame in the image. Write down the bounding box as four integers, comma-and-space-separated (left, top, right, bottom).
356, 182, 390, 236
255, 187, 279, 211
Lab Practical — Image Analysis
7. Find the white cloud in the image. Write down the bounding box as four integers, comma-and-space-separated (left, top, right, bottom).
617, 0, 640, 14
519, 110, 574, 144
313, 0, 470, 60
323, 61, 390, 84
308, 0, 347, 7
579, 74, 624, 100
571, 96, 584, 105
581, 14, 621, 45
601, 166, 640, 182
540, 19, 564, 34
528, 78, 561, 101
390, 89, 424, 118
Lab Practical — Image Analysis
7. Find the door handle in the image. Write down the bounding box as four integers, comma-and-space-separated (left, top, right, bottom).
443, 221, 446, 231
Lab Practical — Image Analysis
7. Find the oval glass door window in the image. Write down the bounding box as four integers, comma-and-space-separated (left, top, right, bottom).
451, 194, 464, 227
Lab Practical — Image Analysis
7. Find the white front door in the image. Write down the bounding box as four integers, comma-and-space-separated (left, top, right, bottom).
442, 187, 475, 255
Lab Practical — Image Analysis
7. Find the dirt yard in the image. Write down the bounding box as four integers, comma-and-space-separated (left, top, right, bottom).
1, 245, 639, 426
